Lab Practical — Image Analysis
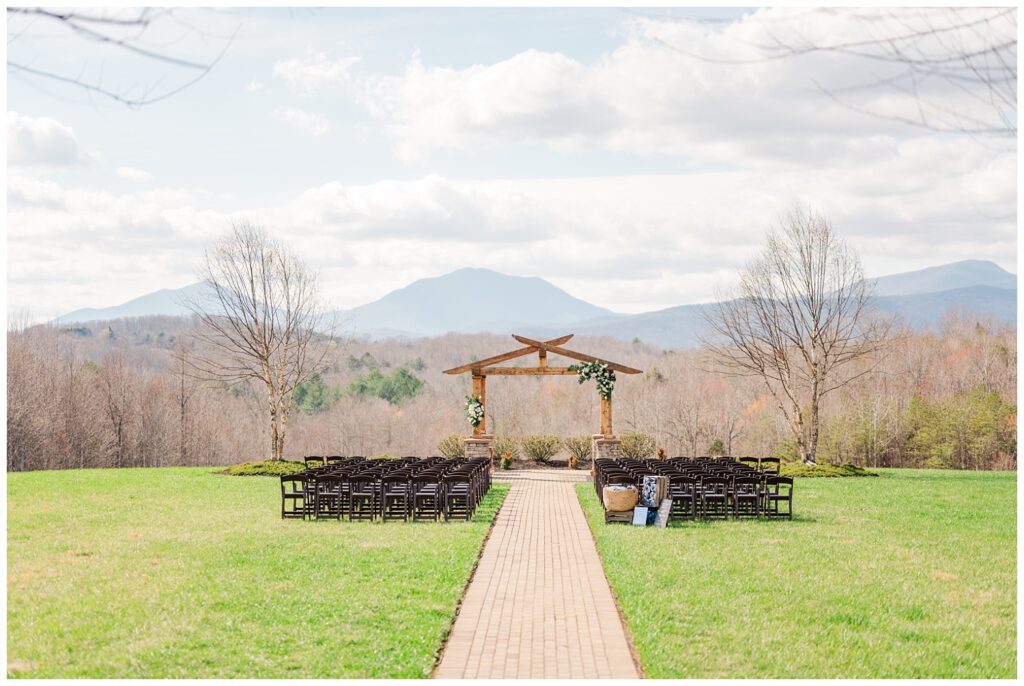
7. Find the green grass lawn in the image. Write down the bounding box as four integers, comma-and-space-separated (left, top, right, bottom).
578, 469, 1016, 678
7, 468, 508, 678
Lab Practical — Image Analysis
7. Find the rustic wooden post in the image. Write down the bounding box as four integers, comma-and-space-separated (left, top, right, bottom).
600, 395, 613, 437
472, 372, 487, 437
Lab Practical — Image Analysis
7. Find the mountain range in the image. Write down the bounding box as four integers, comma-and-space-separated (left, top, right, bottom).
55, 260, 1016, 348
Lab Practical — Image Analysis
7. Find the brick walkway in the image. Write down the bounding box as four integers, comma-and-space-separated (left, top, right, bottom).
434, 470, 640, 679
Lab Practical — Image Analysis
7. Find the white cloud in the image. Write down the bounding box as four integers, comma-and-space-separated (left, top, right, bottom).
273, 107, 331, 136
7, 112, 80, 166
357, 8, 1014, 164
273, 49, 360, 93
246, 80, 265, 93
116, 166, 152, 183
9, 137, 1014, 319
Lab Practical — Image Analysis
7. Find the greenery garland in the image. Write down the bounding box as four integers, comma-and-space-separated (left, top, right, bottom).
465, 395, 484, 427
569, 360, 616, 400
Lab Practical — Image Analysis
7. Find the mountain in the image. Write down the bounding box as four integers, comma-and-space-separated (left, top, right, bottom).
871, 285, 1016, 328
525, 285, 1017, 348
53, 261, 1016, 347
54, 282, 212, 324
335, 268, 617, 337
869, 260, 1015, 296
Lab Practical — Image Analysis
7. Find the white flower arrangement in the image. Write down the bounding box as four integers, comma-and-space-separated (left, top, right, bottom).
570, 360, 616, 400
465, 395, 485, 427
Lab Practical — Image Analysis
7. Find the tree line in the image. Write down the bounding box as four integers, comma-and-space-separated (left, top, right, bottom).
6, 311, 1015, 472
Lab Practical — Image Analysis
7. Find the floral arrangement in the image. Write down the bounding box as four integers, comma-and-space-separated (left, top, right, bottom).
465, 395, 484, 428
570, 360, 616, 400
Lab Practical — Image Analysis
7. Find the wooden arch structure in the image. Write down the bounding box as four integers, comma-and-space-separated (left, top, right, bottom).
443, 334, 642, 437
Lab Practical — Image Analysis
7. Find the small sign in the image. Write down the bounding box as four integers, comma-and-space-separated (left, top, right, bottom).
655, 498, 672, 528
631, 506, 649, 526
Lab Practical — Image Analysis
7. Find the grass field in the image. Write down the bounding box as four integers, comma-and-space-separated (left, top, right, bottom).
578, 469, 1017, 678
7, 468, 508, 678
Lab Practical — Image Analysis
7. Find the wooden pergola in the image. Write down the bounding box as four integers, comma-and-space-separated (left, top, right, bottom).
443, 334, 642, 437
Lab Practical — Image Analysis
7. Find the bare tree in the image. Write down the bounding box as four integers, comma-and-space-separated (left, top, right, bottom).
98, 350, 135, 468
170, 342, 201, 466
186, 221, 332, 461
701, 206, 891, 465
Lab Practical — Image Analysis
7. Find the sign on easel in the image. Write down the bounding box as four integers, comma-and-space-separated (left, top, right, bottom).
655, 498, 672, 528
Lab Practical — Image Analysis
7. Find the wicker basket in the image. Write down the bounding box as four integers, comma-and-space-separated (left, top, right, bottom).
603, 485, 638, 512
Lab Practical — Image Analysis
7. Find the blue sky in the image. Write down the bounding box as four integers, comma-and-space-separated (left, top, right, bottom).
6, 6, 1017, 319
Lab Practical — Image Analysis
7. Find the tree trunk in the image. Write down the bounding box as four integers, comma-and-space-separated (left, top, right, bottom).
276, 402, 288, 461
791, 403, 814, 465
269, 406, 280, 461
807, 395, 821, 466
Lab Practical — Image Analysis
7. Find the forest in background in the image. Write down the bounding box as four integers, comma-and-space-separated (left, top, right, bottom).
7, 309, 1016, 472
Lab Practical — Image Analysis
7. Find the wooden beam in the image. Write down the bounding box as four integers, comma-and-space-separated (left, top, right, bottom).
443, 334, 574, 374
477, 366, 577, 375
511, 334, 643, 374
600, 396, 613, 436
471, 373, 486, 436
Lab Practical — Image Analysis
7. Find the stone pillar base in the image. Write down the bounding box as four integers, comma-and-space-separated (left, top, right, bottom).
591, 434, 622, 475
465, 435, 494, 463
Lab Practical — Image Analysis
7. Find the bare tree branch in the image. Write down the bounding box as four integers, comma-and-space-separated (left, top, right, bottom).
650, 7, 1015, 138
6, 7, 238, 107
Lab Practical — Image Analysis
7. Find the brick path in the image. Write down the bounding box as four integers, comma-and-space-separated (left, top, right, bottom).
434, 470, 640, 679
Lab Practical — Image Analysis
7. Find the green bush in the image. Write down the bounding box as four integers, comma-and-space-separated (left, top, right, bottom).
370, 453, 400, 460
347, 366, 424, 405
292, 372, 342, 414
563, 436, 592, 469
521, 434, 562, 462
220, 460, 305, 477
780, 462, 879, 478
492, 435, 519, 461
620, 432, 656, 460
437, 434, 466, 458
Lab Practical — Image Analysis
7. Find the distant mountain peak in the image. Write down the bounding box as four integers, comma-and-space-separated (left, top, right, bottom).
338, 268, 616, 337
870, 260, 1015, 296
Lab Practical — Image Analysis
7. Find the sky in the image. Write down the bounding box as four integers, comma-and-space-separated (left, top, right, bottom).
6, 6, 1018, 320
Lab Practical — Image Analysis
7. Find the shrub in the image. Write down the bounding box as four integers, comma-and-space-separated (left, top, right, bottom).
370, 453, 400, 460
437, 434, 466, 458
781, 462, 879, 478
500, 456, 512, 470
220, 460, 305, 476
347, 366, 424, 405
293, 373, 342, 414
563, 436, 592, 470
492, 435, 519, 462
620, 432, 656, 460
521, 434, 562, 462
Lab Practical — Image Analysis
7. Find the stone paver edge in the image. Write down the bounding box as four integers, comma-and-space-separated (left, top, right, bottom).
572, 481, 647, 679
430, 481, 511, 677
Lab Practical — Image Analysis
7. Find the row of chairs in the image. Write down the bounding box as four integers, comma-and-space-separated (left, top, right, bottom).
281, 456, 491, 522
595, 456, 793, 520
